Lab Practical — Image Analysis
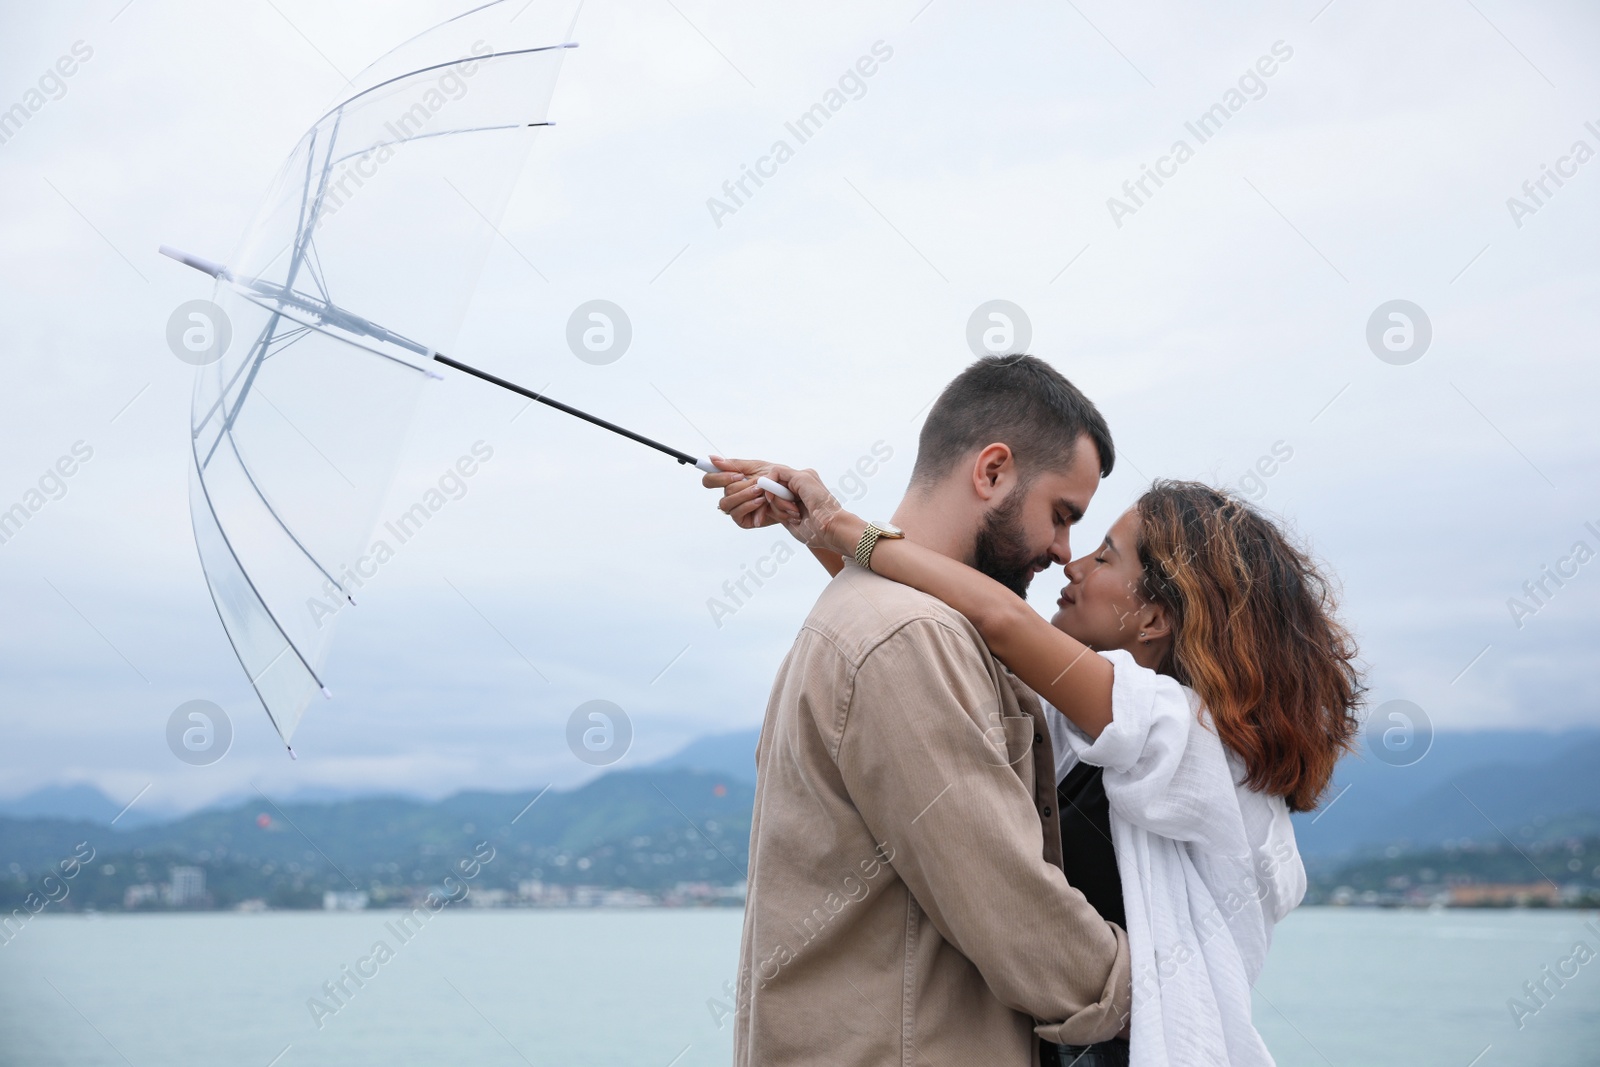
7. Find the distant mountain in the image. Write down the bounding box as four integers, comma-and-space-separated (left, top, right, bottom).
0, 784, 127, 824
1294, 728, 1600, 861
1362, 737, 1600, 843
0, 731, 764, 830
1, 814, 107, 874
0, 781, 388, 828
644, 728, 760, 782
2, 769, 752, 904
7, 725, 1600, 895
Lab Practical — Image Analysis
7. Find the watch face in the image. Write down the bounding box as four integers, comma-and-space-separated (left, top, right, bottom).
877, 522, 904, 538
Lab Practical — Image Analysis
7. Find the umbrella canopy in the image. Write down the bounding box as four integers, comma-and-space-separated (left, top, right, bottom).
184, 2, 573, 751
170, 2, 792, 755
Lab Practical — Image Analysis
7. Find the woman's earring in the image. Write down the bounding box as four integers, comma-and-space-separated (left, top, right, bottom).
1138, 631, 1146, 639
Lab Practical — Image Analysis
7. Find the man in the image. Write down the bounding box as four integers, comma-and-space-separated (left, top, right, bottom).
707, 355, 1132, 1066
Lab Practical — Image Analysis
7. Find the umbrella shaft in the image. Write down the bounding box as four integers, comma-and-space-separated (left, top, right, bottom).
431, 353, 700, 467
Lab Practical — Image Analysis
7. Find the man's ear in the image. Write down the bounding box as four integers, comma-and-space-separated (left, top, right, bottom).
970, 443, 1015, 502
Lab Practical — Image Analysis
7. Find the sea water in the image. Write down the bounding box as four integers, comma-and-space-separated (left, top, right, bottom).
1, 907, 1594, 1065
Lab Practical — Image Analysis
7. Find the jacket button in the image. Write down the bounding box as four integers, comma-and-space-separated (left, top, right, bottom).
1034, 733, 1042, 744
1042, 806, 1052, 817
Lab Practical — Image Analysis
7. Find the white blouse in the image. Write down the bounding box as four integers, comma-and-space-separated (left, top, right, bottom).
1045, 649, 1305, 1067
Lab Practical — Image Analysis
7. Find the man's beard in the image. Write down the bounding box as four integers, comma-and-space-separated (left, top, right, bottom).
972, 489, 1052, 598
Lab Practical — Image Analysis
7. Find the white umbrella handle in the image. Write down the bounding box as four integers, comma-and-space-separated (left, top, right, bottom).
756, 476, 796, 502
693, 458, 796, 502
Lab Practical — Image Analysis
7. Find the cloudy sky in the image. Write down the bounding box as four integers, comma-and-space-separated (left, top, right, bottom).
1, 0, 1596, 815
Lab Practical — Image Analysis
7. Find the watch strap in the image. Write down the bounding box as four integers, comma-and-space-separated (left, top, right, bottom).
855, 523, 884, 571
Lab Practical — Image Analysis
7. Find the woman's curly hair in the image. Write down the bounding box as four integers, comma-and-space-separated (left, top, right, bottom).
1134, 480, 1365, 812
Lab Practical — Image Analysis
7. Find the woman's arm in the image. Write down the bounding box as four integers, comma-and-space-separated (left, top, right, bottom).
823, 510, 1115, 739
708, 458, 1116, 738
808, 544, 846, 578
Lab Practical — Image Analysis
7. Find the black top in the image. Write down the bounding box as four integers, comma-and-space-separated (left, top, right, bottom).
1056, 761, 1125, 929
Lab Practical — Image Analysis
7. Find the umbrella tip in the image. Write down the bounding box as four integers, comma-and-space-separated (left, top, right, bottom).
286, 745, 297, 761
320, 687, 333, 699
562, 41, 579, 48
159, 245, 229, 279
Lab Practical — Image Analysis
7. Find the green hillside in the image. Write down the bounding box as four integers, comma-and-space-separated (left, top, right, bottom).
2, 769, 751, 912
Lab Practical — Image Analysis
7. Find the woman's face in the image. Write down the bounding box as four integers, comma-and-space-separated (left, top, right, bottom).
1049, 507, 1150, 652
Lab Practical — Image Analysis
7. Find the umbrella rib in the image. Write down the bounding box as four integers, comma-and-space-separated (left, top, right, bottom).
204, 121, 329, 469
262, 325, 313, 360
187, 503, 306, 749
324, 121, 530, 168
305, 239, 331, 303
204, 112, 340, 470
201, 318, 279, 471
221, 426, 354, 601
191, 296, 309, 441
189, 546, 294, 746
193, 327, 271, 442
304, 115, 341, 250
306, 44, 575, 130
189, 431, 330, 695
193, 285, 434, 467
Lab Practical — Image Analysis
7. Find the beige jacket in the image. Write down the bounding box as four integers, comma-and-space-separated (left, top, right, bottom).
732, 567, 1132, 1066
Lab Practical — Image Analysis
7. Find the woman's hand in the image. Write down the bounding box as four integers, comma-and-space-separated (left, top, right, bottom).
705, 457, 857, 556
702, 457, 787, 530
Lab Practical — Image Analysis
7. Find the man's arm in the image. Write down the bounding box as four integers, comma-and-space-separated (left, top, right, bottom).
836, 613, 1131, 1044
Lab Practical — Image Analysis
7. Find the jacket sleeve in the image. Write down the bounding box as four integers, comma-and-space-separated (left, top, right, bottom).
834, 616, 1132, 1045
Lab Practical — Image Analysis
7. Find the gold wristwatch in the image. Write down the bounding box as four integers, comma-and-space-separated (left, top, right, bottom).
855, 521, 905, 572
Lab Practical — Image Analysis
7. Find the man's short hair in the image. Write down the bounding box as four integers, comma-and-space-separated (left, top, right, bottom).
908, 354, 1114, 489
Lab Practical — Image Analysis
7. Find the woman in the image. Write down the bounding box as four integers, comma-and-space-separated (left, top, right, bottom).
708, 460, 1364, 1067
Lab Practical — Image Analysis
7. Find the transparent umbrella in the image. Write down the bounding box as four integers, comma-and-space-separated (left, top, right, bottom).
164, 1, 786, 754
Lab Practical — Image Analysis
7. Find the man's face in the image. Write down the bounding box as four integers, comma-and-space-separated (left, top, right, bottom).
971, 433, 1102, 597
